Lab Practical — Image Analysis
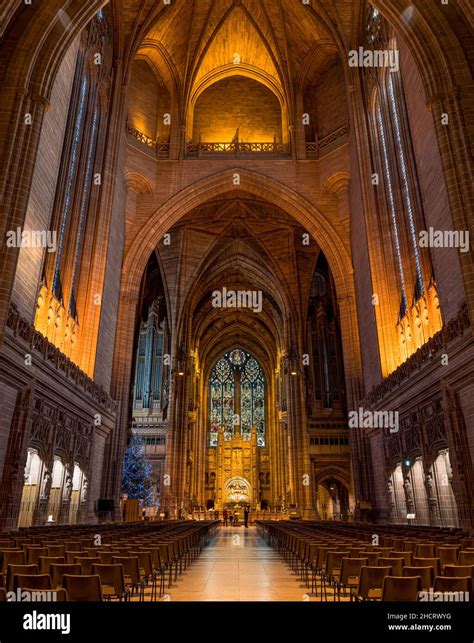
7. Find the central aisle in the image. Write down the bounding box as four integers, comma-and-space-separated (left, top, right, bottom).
169, 525, 308, 601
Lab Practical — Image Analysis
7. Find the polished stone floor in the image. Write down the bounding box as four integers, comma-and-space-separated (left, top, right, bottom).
155, 525, 340, 602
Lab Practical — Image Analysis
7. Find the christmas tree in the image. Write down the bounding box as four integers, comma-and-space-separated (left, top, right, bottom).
121, 434, 154, 505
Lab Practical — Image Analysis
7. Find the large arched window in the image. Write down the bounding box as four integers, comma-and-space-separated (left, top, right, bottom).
209, 349, 265, 447
364, 5, 442, 372
34, 9, 112, 373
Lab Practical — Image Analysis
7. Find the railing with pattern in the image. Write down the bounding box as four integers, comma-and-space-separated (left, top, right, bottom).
306, 125, 350, 158
126, 122, 170, 158
185, 140, 290, 157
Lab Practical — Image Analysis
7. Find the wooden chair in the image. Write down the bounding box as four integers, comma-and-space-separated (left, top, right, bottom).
47, 545, 66, 558
403, 566, 434, 592
382, 576, 422, 601
322, 551, 349, 600
50, 564, 81, 589
74, 556, 101, 575
112, 556, 143, 600
459, 551, 474, 566
13, 574, 52, 591
444, 565, 474, 579
39, 556, 65, 574
5, 564, 39, 592
415, 543, 436, 558
26, 547, 48, 565
413, 557, 441, 576
354, 566, 391, 601
129, 551, 156, 600
433, 575, 472, 596
437, 546, 459, 570
378, 557, 404, 576
92, 563, 128, 601
390, 551, 413, 566
63, 574, 102, 601
337, 558, 368, 601
1, 550, 25, 573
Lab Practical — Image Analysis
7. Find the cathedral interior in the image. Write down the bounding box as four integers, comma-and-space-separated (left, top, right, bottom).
0, 0, 473, 621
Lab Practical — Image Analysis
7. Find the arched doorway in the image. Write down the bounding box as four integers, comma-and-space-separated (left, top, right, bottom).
18, 449, 43, 528
47, 457, 65, 523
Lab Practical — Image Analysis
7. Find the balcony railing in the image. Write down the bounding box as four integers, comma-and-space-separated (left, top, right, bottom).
126, 120, 349, 160
185, 140, 290, 158
306, 125, 350, 159
126, 122, 170, 158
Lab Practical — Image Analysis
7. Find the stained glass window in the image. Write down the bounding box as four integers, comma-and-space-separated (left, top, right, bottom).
387, 73, 424, 298
209, 349, 265, 446
376, 98, 407, 317
53, 74, 88, 297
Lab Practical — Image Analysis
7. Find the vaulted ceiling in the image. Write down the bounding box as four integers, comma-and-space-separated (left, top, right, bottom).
125, 0, 364, 115
154, 193, 324, 366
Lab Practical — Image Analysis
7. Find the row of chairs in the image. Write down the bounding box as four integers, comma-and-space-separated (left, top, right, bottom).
258, 521, 474, 601
0, 521, 219, 601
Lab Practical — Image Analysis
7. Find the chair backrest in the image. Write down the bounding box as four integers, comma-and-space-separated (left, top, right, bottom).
39, 556, 65, 574
112, 556, 140, 584
74, 556, 101, 575
92, 563, 126, 596
413, 557, 441, 576
437, 547, 459, 567
27, 548, 48, 564
403, 566, 434, 592
2, 550, 25, 572
382, 576, 421, 601
47, 545, 65, 558
129, 551, 153, 576
340, 558, 368, 586
50, 564, 81, 589
358, 552, 380, 566
6, 564, 39, 592
98, 551, 120, 564
358, 566, 391, 599
325, 551, 349, 576
378, 557, 403, 576
433, 575, 472, 595
13, 574, 52, 592
459, 551, 474, 566
415, 544, 436, 558
390, 551, 412, 565
63, 574, 102, 601
444, 565, 474, 579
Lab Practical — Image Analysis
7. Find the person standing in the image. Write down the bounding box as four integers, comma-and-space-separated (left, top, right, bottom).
223, 507, 228, 526
244, 505, 250, 528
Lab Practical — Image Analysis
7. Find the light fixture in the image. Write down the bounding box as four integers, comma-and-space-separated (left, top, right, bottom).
405, 459, 411, 467
291, 371, 297, 376
178, 371, 184, 376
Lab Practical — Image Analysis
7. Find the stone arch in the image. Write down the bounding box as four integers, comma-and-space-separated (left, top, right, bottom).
117, 168, 362, 412
123, 169, 353, 303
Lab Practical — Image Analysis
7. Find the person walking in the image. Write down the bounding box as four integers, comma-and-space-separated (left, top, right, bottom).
223, 507, 228, 526
229, 512, 234, 526
244, 505, 250, 528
